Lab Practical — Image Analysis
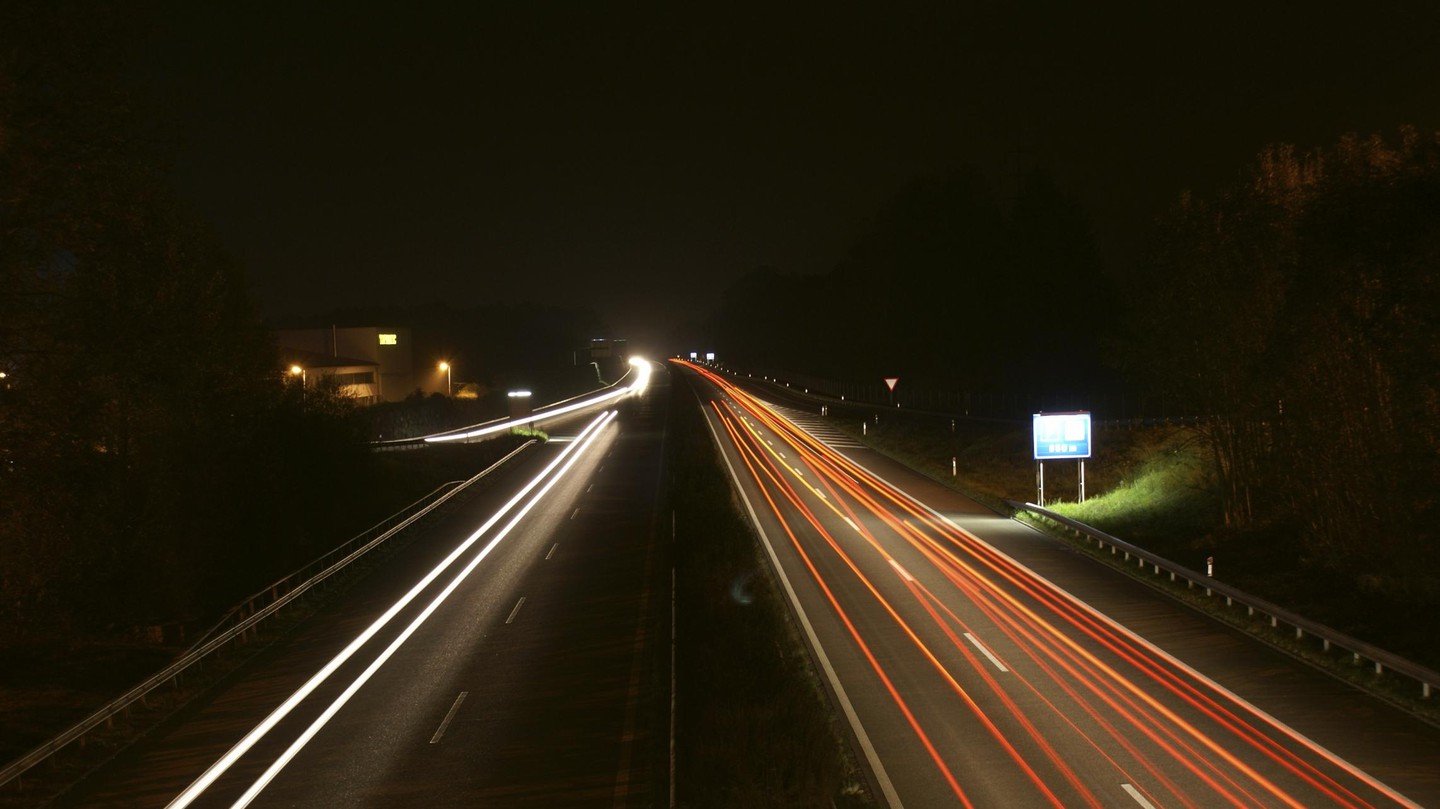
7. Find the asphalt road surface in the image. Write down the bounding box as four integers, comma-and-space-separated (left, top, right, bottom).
54, 367, 670, 809
681, 359, 1440, 809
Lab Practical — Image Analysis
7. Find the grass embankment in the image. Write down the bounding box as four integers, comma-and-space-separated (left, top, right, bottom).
669, 383, 875, 808
835, 405, 1440, 708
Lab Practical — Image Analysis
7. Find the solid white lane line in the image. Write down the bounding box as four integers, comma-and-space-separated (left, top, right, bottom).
505, 597, 526, 625
963, 632, 1009, 672
1121, 783, 1157, 808
429, 692, 468, 744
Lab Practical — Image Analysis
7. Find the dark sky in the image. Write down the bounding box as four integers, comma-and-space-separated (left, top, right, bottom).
142, 3, 1440, 346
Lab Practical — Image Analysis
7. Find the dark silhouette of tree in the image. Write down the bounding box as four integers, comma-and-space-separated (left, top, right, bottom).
0, 1, 389, 637
1127, 127, 1440, 591
703, 167, 1117, 406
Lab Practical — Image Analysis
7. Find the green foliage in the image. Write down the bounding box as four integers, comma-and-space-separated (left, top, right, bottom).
1049, 427, 1214, 546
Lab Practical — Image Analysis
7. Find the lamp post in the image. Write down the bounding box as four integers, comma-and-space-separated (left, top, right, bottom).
439, 361, 451, 396
289, 364, 306, 410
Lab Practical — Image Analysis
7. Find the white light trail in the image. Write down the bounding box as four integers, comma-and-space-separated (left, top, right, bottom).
424, 360, 648, 443
166, 411, 615, 809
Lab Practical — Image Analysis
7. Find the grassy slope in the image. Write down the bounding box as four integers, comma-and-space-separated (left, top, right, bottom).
833, 405, 1440, 679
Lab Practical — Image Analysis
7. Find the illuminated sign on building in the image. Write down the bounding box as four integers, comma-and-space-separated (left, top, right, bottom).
378, 333, 398, 346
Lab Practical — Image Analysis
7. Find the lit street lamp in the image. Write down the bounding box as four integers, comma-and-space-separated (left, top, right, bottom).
289, 364, 306, 387
439, 361, 451, 396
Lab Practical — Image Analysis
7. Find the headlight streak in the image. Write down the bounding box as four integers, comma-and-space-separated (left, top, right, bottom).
228, 410, 617, 808
690, 362, 1412, 809
424, 363, 648, 443
166, 411, 616, 809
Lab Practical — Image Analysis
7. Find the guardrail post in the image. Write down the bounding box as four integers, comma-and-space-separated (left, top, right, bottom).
1425, 682, 1432, 699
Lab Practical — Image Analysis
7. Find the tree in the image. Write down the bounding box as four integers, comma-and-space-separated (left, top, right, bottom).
1128, 127, 1440, 591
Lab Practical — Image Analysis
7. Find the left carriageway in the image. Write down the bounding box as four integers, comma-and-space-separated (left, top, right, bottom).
53, 361, 671, 809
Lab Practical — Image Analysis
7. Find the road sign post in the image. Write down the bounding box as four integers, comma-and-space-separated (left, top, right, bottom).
1032, 411, 1092, 505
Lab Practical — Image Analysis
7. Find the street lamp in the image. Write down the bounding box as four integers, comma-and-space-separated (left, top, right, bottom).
439, 361, 451, 396
289, 365, 306, 409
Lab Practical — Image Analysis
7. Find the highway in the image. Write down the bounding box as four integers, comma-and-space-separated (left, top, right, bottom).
679, 359, 1440, 809
54, 363, 670, 808
37, 356, 1440, 808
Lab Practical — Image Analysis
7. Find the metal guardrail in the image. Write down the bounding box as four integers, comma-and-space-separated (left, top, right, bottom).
1010, 501, 1440, 704
0, 441, 535, 793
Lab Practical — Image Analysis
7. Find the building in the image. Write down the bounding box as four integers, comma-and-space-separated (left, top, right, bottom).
276, 326, 442, 403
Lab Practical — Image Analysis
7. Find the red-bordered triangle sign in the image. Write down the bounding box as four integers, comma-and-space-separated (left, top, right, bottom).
884, 377, 899, 391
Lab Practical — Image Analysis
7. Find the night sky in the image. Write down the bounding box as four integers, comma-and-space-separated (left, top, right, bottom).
139, 3, 1440, 346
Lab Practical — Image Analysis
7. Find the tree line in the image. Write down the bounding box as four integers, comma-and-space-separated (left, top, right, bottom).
0, 4, 617, 643
1, 4, 403, 641
693, 127, 1440, 600
1123, 127, 1440, 596
697, 167, 1122, 404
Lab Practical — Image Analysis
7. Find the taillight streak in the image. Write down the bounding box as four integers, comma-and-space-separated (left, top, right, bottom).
710, 400, 976, 807
693, 364, 1407, 808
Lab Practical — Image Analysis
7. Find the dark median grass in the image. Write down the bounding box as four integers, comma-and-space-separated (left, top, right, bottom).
669, 381, 875, 808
